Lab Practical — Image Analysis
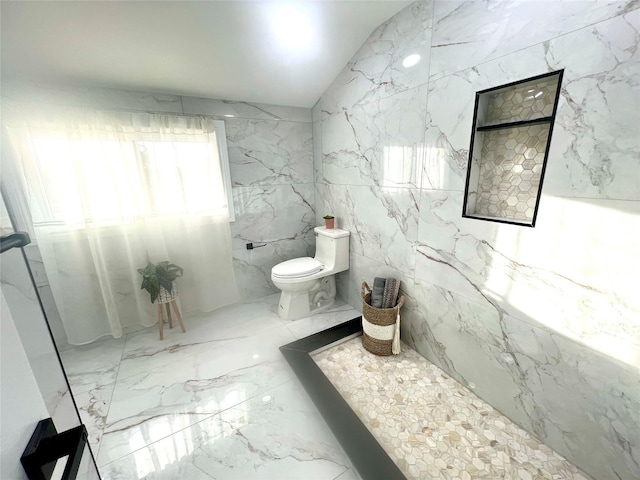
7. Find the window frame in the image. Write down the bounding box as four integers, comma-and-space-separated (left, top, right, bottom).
212, 120, 235, 222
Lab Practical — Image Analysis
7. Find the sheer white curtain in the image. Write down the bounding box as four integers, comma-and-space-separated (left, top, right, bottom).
3, 106, 239, 344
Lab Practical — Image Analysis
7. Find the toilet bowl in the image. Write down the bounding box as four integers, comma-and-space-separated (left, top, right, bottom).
271, 226, 350, 321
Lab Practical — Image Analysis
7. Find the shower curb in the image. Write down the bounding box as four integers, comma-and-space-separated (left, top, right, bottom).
280, 318, 406, 480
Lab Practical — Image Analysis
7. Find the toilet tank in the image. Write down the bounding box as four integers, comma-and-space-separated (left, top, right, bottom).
314, 227, 350, 273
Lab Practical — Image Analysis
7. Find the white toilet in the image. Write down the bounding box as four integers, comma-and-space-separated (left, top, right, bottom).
271, 226, 350, 321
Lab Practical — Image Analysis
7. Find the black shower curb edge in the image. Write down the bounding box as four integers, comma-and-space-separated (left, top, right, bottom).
280, 317, 406, 480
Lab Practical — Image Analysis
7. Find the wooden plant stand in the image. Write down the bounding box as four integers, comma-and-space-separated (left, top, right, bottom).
157, 299, 186, 340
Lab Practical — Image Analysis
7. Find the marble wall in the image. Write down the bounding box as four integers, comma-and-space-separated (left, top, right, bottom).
1, 83, 315, 303
315, 1, 640, 479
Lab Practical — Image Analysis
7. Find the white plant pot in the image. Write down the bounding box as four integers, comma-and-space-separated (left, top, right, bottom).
155, 282, 178, 304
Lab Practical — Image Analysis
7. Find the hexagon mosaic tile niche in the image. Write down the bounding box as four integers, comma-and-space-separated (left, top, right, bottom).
475, 125, 550, 221
484, 77, 558, 127
463, 71, 563, 227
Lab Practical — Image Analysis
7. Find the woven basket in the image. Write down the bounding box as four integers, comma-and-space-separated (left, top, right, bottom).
361, 281, 405, 356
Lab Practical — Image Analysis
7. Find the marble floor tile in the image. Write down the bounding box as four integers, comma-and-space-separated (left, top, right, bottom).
314, 337, 592, 480
283, 299, 361, 339
61, 293, 361, 478
97, 325, 297, 466
74, 382, 115, 452
99, 382, 357, 480
117, 295, 284, 379
60, 336, 125, 394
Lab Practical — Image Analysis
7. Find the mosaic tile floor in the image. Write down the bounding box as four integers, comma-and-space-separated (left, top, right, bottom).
313, 337, 592, 480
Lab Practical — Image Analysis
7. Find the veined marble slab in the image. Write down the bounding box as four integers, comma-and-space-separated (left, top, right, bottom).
99, 382, 357, 480
231, 183, 315, 250
423, 9, 640, 199
415, 190, 640, 368
97, 325, 296, 466
403, 279, 640, 480
335, 250, 416, 314
60, 336, 125, 395
74, 382, 114, 454
322, 86, 427, 188
283, 299, 361, 340
321, 1, 434, 115
116, 297, 283, 380
225, 117, 313, 186
429, 0, 638, 81
324, 184, 419, 277
182, 96, 311, 123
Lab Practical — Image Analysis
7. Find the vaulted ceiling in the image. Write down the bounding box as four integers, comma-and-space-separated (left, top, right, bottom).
1, 1, 411, 107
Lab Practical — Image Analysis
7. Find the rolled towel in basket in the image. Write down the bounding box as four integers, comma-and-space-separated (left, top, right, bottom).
382, 278, 400, 308
371, 277, 385, 308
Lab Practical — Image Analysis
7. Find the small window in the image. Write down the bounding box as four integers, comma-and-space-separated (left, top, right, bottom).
462, 70, 563, 227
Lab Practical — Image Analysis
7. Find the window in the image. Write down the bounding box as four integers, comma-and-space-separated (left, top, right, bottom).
17, 117, 234, 228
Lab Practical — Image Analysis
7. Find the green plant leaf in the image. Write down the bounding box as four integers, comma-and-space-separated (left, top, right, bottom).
138, 260, 183, 303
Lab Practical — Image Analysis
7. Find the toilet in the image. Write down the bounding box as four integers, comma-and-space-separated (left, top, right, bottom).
271, 226, 350, 321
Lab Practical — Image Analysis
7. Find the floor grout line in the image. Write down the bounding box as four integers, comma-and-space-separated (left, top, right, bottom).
64, 293, 362, 478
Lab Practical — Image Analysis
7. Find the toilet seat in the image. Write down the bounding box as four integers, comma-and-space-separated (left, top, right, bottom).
272, 257, 323, 279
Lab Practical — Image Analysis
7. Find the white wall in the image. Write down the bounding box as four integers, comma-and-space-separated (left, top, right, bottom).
0, 290, 49, 480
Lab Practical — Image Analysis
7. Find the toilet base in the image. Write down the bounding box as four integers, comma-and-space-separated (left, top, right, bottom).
276, 276, 336, 321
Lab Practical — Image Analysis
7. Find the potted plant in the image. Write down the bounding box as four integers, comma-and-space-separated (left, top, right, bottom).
137, 261, 184, 304
323, 215, 335, 229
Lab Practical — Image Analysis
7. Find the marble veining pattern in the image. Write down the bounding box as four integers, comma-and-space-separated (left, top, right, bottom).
402, 278, 640, 480
181, 96, 311, 123
429, 0, 638, 81
322, 85, 427, 188
231, 183, 315, 250
321, 1, 434, 116
225, 117, 313, 186
62, 293, 362, 479
415, 190, 640, 366
314, 337, 592, 480
423, 9, 640, 199
323, 184, 419, 276
314, 3, 640, 480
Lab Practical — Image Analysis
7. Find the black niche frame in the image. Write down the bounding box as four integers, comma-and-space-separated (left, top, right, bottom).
462, 69, 564, 227
280, 318, 407, 480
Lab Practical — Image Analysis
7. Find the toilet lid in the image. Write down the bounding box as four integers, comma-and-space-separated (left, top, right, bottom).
272, 257, 323, 278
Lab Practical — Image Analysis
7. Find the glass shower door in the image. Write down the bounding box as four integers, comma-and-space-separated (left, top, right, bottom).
0, 193, 100, 480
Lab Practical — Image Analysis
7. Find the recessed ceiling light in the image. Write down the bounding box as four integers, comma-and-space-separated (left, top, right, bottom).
402, 54, 421, 68
224, 114, 235, 118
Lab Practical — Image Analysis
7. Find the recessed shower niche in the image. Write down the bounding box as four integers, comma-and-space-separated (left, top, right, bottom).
462, 70, 563, 226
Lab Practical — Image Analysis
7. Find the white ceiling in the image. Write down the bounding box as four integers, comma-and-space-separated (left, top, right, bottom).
1, 1, 411, 108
